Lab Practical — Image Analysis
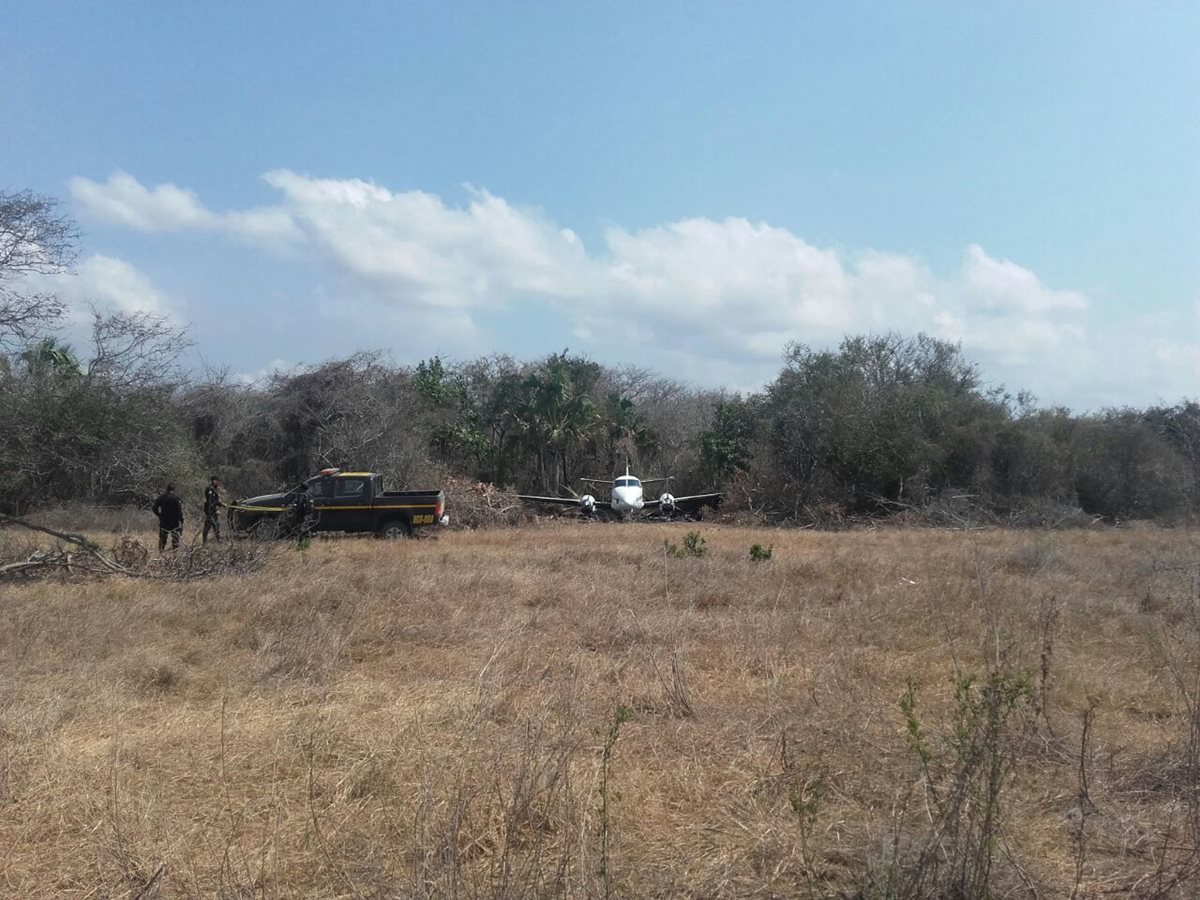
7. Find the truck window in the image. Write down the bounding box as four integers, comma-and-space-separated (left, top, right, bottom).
336, 477, 369, 499
309, 478, 333, 500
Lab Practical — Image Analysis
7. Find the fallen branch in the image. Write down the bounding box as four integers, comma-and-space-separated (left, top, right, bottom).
0, 512, 273, 582
0, 512, 133, 576
0, 512, 103, 551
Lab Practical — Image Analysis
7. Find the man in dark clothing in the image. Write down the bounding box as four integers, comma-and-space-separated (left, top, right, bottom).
152, 483, 184, 551
290, 483, 314, 542
203, 476, 223, 544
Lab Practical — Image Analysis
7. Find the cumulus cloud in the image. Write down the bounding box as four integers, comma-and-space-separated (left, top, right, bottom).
73, 255, 173, 316
67, 169, 1197, 407
18, 254, 184, 359
30, 253, 177, 319
69, 172, 215, 232
71, 171, 302, 244
947, 246, 1089, 367
260, 170, 589, 308
962, 244, 1088, 314
599, 218, 853, 356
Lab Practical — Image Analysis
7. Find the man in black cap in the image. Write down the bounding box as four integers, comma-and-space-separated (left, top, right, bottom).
152, 483, 184, 551
203, 476, 223, 544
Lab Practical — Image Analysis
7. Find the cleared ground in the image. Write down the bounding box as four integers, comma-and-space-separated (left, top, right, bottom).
1, 523, 1198, 898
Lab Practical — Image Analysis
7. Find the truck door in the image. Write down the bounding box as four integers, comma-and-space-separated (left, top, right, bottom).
307, 476, 335, 531
326, 475, 372, 533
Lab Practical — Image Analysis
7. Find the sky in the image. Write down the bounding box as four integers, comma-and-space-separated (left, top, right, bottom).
2, 1, 1197, 409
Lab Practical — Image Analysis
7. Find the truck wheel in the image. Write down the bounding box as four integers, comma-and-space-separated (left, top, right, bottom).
377, 519, 412, 540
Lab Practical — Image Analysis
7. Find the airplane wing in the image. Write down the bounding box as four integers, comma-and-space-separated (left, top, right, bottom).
640, 476, 670, 486
517, 495, 588, 507
518, 494, 618, 519
579, 478, 610, 487
674, 492, 723, 510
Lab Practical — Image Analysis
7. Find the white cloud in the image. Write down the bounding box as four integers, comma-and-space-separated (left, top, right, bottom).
260, 171, 588, 308
962, 244, 1088, 314
71, 171, 302, 245
30, 253, 177, 319
232, 357, 296, 386
74, 255, 173, 316
70, 172, 216, 232
67, 169, 1198, 408
1081, 311, 1200, 408
223, 207, 304, 245
18, 254, 183, 359
599, 218, 853, 354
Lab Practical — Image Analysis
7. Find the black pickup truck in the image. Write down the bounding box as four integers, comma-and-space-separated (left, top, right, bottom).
229, 469, 448, 538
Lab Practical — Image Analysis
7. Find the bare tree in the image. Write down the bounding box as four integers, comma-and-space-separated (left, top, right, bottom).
85, 309, 193, 389
0, 308, 197, 511
0, 189, 77, 349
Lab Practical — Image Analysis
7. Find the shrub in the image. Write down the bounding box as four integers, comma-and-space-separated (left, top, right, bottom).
864, 670, 1033, 899
664, 531, 706, 559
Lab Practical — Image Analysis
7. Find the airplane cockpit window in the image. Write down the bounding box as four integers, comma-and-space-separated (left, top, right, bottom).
615, 477, 640, 488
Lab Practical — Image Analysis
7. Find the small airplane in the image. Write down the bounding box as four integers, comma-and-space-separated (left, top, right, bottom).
518, 465, 722, 520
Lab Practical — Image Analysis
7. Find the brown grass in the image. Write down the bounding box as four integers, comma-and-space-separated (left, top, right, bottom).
1, 523, 1198, 897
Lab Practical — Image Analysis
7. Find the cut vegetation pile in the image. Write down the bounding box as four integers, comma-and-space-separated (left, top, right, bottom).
1, 524, 1198, 898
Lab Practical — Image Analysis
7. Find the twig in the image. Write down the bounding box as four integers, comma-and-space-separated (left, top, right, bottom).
131, 862, 166, 899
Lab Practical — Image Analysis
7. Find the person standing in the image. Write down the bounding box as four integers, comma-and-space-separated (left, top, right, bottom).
152, 483, 184, 551
203, 476, 223, 544
290, 482, 314, 543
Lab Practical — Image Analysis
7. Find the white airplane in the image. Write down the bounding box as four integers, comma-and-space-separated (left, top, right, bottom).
518, 465, 722, 520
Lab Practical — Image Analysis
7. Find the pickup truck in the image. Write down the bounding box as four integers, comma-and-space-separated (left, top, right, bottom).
229, 469, 448, 538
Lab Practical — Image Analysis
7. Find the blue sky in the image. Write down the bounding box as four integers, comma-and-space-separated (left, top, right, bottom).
3, 1, 1197, 408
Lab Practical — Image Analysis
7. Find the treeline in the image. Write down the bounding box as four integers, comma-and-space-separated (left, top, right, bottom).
2, 189, 1197, 524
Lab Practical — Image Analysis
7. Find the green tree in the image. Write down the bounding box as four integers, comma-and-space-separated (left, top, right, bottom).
592, 392, 658, 474
699, 398, 758, 481
1073, 410, 1195, 520
515, 352, 601, 491
20, 337, 81, 380
763, 333, 1008, 511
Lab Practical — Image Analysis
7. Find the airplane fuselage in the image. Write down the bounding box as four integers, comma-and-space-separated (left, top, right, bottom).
610, 478, 645, 514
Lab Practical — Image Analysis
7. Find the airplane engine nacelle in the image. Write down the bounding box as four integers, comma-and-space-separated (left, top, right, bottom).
659, 492, 676, 514
580, 494, 597, 514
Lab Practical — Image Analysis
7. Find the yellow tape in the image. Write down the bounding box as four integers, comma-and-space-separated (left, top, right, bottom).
227, 503, 436, 513
317, 504, 437, 510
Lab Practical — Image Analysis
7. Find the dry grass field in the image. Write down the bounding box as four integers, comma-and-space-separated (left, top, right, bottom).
2, 522, 1199, 898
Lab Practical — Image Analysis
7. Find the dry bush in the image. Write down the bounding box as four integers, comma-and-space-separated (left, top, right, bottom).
994, 496, 1099, 529
1006, 534, 1063, 575
441, 477, 530, 529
